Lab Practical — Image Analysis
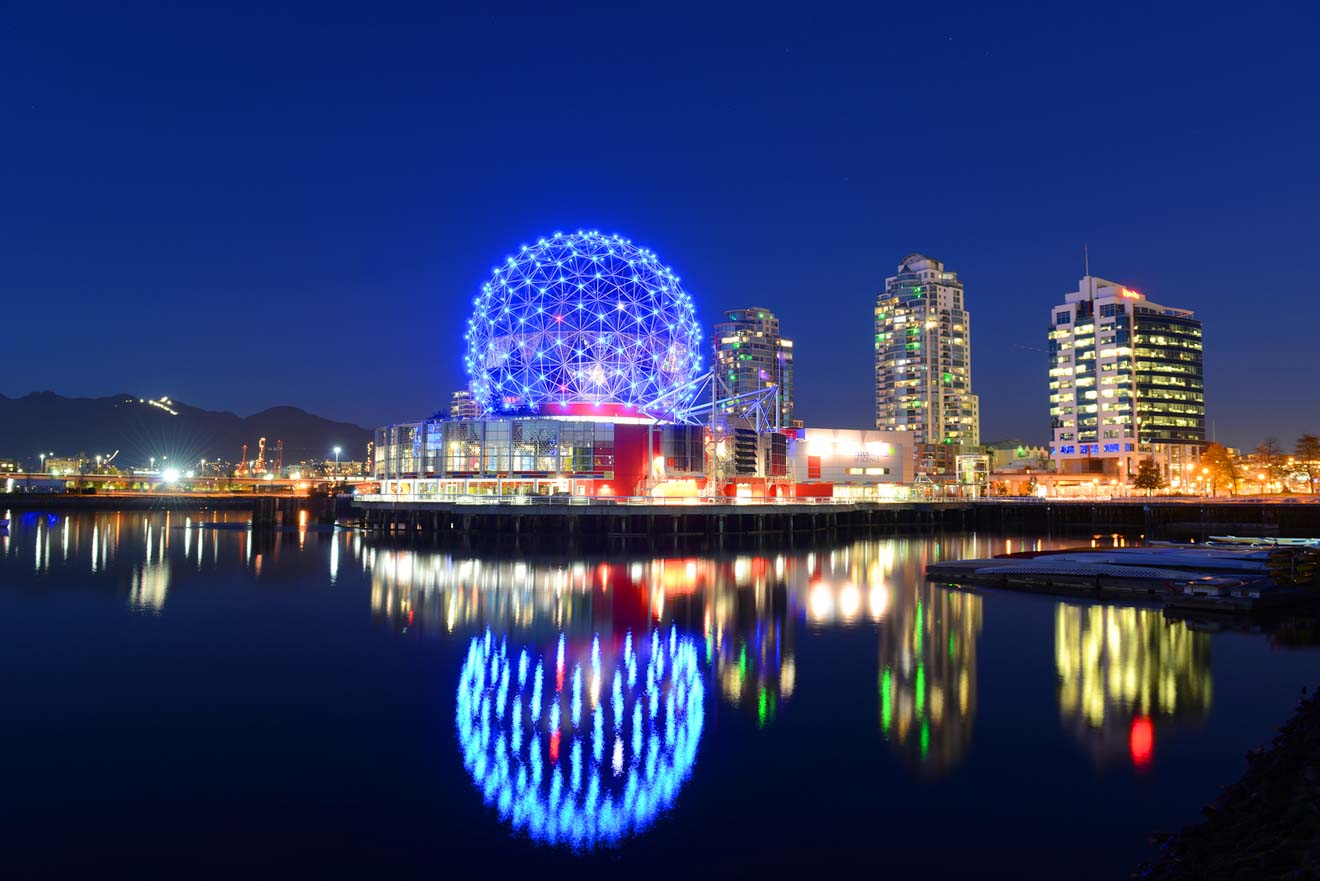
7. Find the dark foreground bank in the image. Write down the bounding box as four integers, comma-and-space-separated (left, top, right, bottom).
1137, 687, 1320, 880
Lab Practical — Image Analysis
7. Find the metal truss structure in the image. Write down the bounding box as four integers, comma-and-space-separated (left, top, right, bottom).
643, 370, 782, 434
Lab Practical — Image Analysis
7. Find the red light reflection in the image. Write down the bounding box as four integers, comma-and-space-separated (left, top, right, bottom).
1129, 716, 1154, 769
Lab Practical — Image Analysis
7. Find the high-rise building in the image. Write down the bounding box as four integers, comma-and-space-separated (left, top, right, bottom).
449, 388, 481, 419
713, 307, 795, 428
874, 254, 979, 473
1048, 276, 1205, 481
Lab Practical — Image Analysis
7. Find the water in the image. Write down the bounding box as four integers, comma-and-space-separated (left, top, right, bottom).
0, 510, 1316, 877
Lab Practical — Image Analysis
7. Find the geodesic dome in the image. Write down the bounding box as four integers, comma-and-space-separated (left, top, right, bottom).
464, 231, 704, 415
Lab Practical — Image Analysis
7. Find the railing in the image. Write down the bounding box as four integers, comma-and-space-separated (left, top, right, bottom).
355, 493, 922, 507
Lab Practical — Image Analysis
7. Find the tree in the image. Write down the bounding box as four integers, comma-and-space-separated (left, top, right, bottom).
1131, 459, 1165, 497
1254, 437, 1289, 491
1295, 433, 1320, 494
1202, 443, 1240, 496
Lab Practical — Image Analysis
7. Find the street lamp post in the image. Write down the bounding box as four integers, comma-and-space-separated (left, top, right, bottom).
333, 446, 342, 482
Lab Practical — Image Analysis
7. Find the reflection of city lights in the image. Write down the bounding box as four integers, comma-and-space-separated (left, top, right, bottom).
362, 536, 1015, 741
838, 583, 860, 620
809, 582, 833, 620
878, 582, 981, 778
1129, 716, 1154, 769
1055, 604, 1211, 767
869, 583, 889, 620
130, 561, 169, 611
456, 627, 704, 848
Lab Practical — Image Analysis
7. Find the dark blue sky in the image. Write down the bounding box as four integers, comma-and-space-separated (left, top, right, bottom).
4, 2, 1317, 447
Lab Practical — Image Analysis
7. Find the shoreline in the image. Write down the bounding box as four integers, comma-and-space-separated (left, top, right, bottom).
1136, 686, 1320, 879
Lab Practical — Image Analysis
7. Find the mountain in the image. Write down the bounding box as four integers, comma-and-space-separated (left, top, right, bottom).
0, 392, 373, 468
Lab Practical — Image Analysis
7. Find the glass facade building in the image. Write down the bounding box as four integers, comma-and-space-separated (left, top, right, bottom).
1048, 276, 1205, 479
374, 417, 706, 495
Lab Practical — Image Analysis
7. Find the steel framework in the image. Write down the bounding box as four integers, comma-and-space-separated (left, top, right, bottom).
465, 230, 705, 414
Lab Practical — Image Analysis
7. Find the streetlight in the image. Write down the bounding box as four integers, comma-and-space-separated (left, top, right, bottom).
333, 446, 342, 482
39, 452, 46, 472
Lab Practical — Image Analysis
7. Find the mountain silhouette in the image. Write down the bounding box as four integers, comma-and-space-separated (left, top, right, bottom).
0, 392, 372, 469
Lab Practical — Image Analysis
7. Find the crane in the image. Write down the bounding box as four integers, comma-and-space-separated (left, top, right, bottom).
239, 443, 248, 477
256, 437, 267, 474
274, 439, 284, 473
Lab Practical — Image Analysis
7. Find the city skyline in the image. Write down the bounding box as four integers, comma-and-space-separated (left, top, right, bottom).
0, 248, 1274, 451
4, 4, 1316, 449
4, 5, 1319, 879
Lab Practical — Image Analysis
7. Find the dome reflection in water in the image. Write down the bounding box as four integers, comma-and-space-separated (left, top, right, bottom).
456, 626, 704, 848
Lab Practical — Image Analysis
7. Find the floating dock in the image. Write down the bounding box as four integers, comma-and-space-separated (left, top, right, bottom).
926, 545, 1319, 614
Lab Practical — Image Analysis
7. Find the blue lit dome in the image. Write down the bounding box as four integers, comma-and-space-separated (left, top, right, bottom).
456, 627, 705, 849
464, 231, 704, 415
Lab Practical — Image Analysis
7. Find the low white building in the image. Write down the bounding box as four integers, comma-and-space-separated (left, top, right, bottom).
787, 427, 914, 498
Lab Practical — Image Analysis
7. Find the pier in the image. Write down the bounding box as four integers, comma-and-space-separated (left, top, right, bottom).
353, 497, 973, 552
350, 496, 1320, 552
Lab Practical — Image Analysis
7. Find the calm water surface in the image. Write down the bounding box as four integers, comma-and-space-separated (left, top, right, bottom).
1, 510, 1316, 878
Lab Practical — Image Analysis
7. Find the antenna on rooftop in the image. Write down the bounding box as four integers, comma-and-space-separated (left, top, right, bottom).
1085, 242, 1096, 301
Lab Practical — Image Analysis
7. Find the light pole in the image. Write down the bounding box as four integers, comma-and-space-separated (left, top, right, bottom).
333, 446, 342, 482
39, 452, 46, 473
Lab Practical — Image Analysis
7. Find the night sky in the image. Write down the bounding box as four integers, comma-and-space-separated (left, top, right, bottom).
4, 2, 1317, 448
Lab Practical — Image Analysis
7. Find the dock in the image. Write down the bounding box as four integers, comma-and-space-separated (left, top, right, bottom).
353, 498, 975, 552
926, 546, 1319, 614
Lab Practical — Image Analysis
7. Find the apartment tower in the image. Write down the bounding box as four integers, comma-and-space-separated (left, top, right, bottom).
874, 254, 979, 473
714, 307, 795, 428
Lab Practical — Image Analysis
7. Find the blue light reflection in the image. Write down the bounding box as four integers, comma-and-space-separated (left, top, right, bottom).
456, 626, 705, 849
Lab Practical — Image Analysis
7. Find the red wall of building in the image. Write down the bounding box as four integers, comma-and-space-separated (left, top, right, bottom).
610, 423, 651, 497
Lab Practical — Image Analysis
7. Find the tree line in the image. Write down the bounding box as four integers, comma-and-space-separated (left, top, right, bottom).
1131, 433, 1320, 496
